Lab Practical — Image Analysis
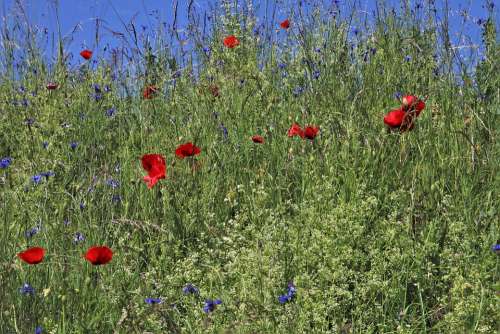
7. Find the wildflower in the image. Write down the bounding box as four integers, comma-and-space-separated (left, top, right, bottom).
141, 154, 166, 189
18, 247, 45, 265
70, 142, 78, 150
20, 283, 35, 295
401, 95, 426, 115
405, 55, 412, 62
25, 225, 41, 238
183, 283, 200, 295
292, 86, 304, 97
80, 49, 93, 60
203, 299, 222, 313
303, 126, 320, 140
84, 246, 113, 265
80, 202, 85, 210
105, 107, 116, 117
63, 219, 71, 226
42, 141, 49, 149
73, 232, 85, 244
312, 70, 320, 80
278, 282, 296, 304
143, 85, 158, 99
175, 142, 201, 159
46, 83, 58, 90
32, 174, 42, 184
288, 123, 304, 138
111, 194, 122, 203
35, 326, 43, 334
106, 178, 120, 189
383, 108, 406, 129
251, 135, 265, 144
220, 124, 229, 140
41, 171, 55, 179
280, 19, 290, 29
202, 46, 211, 57
0, 157, 12, 169
145, 298, 163, 304
25, 118, 35, 126
223, 35, 240, 48
492, 244, 500, 255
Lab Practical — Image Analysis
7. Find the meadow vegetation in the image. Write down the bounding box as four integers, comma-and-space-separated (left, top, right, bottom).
0, 0, 498, 333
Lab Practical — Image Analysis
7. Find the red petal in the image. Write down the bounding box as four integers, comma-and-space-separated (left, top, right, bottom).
85, 246, 113, 265
18, 247, 45, 265
384, 108, 406, 128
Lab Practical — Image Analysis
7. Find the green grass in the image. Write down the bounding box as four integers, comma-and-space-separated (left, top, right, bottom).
0, 1, 499, 333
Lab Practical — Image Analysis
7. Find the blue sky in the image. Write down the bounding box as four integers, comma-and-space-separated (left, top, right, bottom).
1, 0, 497, 65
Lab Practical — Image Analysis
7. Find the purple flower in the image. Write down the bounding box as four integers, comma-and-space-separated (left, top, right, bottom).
0, 157, 12, 169
73, 232, 85, 244
278, 282, 296, 304
42, 141, 49, 149
106, 178, 120, 189
182, 283, 199, 295
313, 70, 320, 80
203, 299, 222, 313
70, 142, 78, 150
145, 297, 163, 304
293, 86, 304, 97
32, 174, 42, 184
20, 283, 35, 295
112, 194, 122, 203
492, 244, 500, 255
25, 224, 41, 238
35, 326, 43, 334
105, 107, 116, 117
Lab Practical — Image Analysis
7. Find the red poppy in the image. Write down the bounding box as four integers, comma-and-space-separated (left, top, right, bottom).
141, 154, 166, 189
209, 85, 220, 97
280, 19, 290, 29
175, 142, 201, 159
251, 135, 265, 144
384, 108, 406, 128
18, 247, 45, 265
80, 49, 93, 60
143, 85, 158, 99
402, 95, 425, 115
288, 123, 304, 138
223, 35, 240, 48
84, 246, 113, 265
303, 126, 319, 140
46, 83, 58, 90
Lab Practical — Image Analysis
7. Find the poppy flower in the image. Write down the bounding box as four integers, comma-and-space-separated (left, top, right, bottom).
209, 84, 220, 97
303, 126, 319, 140
223, 35, 240, 48
287, 123, 304, 138
46, 83, 58, 90
175, 142, 201, 159
84, 246, 113, 265
80, 49, 93, 60
280, 19, 290, 29
402, 95, 425, 115
383, 107, 406, 128
252, 135, 265, 144
143, 85, 158, 99
141, 154, 166, 189
18, 247, 45, 265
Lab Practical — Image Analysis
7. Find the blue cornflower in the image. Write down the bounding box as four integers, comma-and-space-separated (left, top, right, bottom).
70, 142, 78, 150
20, 283, 35, 295
80, 202, 85, 210
104, 85, 112, 92
182, 283, 199, 295
0, 157, 12, 169
105, 107, 116, 117
394, 92, 402, 100
145, 297, 163, 304
278, 62, 287, 70
25, 225, 41, 238
313, 70, 320, 80
293, 86, 304, 97
202, 46, 211, 57
405, 55, 412, 62
203, 299, 222, 313
35, 326, 43, 334
278, 282, 296, 304
172, 70, 182, 79
73, 232, 85, 244
25, 118, 35, 126
220, 123, 229, 140
32, 174, 42, 184
42, 141, 49, 149
93, 84, 102, 93
492, 244, 500, 254
112, 195, 122, 203
106, 178, 120, 189
41, 171, 55, 179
